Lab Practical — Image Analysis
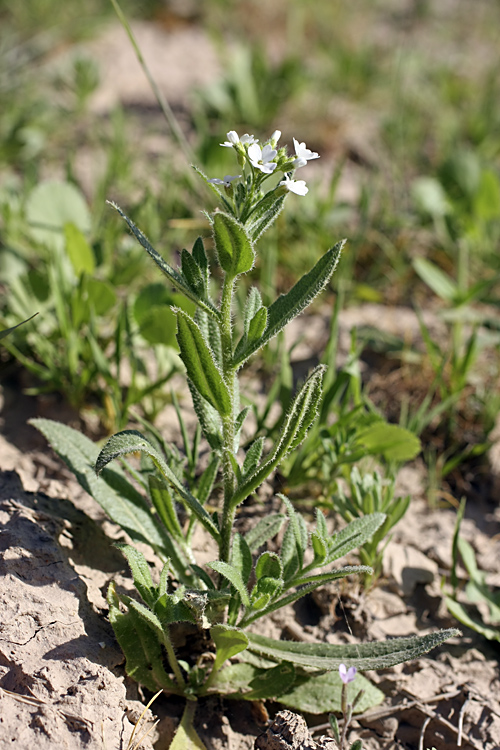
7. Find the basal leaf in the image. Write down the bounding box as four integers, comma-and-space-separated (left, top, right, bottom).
279, 669, 383, 715
210, 625, 249, 674
169, 701, 208, 750
325, 513, 386, 564
115, 543, 156, 608
246, 628, 460, 671
246, 662, 295, 700
31, 419, 179, 557
94, 428, 220, 542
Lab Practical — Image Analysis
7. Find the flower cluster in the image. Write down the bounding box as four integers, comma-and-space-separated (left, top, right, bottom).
208, 128, 319, 198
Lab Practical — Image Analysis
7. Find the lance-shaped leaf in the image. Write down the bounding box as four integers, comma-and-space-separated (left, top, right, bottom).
246, 628, 460, 671
213, 211, 255, 276
233, 240, 344, 367
230, 366, 326, 509
109, 201, 219, 319
325, 513, 386, 565
95, 429, 220, 542
246, 190, 286, 241
187, 379, 223, 452
192, 236, 209, 284
244, 514, 286, 552
116, 543, 157, 608
181, 248, 206, 297
176, 310, 231, 418
107, 583, 179, 693
31, 419, 184, 559
207, 561, 250, 607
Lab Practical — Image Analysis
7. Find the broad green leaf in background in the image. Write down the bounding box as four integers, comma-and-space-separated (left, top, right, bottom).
26, 180, 91, 251
278, 668, 383, 714
64, 223, 95, 275
413, 257, 457, 303
412, 177, 450, 218
356, 423, 421, 463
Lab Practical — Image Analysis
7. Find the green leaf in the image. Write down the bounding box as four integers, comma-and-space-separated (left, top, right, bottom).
247, 306, 268, 343
445, 597, 499, 642
64, 223, 95, 275
210, 625, 249, 674
247, 662, 296, 700
325, 514, 386, 564
231, 366, 326, 508
247, 629, 460, 671
281, 497, 308, 570
255, 551, 282, 582
213, 211, 255, 276
86, 278, 116, 316
0, 313, 38, 341
115, 543, 156, 608
288, 565, 372, 589
148, 475, 184, 541
412, 177, 450, 218
176, 311, 231, 418
187, 379, 223, 452
169, 701, 208, 750
181, 248, 206, 297
109, 201, 219, 319
233, 241, 344, 366
192, 236, 209, 280
207, 561, 250, 607
279, 669, 383, 714
26, 180, 91, 251
244, 514, 286, 551
246, 190, 286, 241
107, 583, 178, 692
94, 429, 220, 542
208, 662, 258, 694
356, 423, 421, 462
230, 533, 253, 585
413, 257, 457, 303
242, 438, 265, 478
31, 419, 180, 557
474, 169, 500, 221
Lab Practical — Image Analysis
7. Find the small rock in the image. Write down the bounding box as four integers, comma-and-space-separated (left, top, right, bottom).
384, 542, 438, 597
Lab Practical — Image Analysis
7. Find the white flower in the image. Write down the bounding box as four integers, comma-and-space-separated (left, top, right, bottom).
339, 664, 357, 684
293, 137, 320, 168
220, 131, 257, 147
279, 175, 308, 196
269, 129, 281, 145
248, 143, 277, 174
207, 174, 241, 187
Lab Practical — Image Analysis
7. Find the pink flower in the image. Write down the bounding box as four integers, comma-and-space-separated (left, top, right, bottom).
339, 664, 357, 684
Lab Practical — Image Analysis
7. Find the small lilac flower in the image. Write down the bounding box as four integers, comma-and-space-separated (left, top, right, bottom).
248, 142, 277, 174
339, 664, 357, 684
207, 174, 242, 187
293, 137, 320, 168
279, 175, 308, 196
220, 131, 257, 147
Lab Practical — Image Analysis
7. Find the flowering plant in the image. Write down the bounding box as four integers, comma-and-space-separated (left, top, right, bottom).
33, 129, 458, 740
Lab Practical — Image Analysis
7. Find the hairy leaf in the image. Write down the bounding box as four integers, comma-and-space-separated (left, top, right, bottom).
233, 241, 344, 366
246, 628, 460, 671
213, 211, 255, 276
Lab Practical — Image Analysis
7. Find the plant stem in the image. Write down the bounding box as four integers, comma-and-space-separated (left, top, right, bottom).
161, 629, 186, 690
219, 273, 238, 565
